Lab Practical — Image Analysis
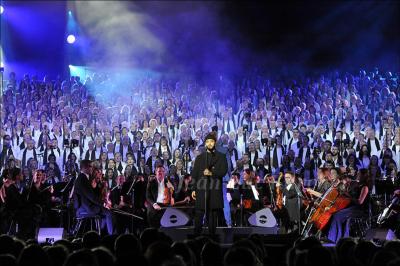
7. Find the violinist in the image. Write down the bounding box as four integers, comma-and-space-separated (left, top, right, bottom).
29, 169, 55, 226
64, 152, 79, 179
263, 173, 277, 208
146, 165, 175, 228
173, 174, 193, 206
240, 169, 261, 225
327, 169, 371, 243
227, 172, 241, 226
110, 175, 131, 234
72, 160, 114, 235
2, 168, 36, 239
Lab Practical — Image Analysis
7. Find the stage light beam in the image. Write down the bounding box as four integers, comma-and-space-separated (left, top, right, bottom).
0, 6, 4, 14
67, 34, 76, 44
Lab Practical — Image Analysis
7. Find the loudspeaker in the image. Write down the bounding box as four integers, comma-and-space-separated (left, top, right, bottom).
37, 228, 64, 244
160, 208, 190, 227
248, 208, 277, 228
364, 228, 397, 241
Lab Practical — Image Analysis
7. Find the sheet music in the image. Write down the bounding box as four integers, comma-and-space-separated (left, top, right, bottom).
251, 185, 259, 200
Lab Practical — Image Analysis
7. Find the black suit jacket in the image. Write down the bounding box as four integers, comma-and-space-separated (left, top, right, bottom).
191, 150, 228, 210
73, 173, 103, 216
146, 178, 170, 209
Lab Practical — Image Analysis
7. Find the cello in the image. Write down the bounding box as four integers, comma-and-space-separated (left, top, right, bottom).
303, 179, 351, 235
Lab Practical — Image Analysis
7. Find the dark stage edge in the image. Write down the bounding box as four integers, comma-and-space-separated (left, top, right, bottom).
159, 226, 279, 244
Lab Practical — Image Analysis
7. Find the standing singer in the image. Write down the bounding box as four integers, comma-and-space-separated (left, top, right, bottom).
192, 132, 228, 235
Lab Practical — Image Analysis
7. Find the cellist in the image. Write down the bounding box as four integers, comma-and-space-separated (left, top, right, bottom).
305, 168, 331, 199
145, 165, 175, 228
327, 169, 371, 243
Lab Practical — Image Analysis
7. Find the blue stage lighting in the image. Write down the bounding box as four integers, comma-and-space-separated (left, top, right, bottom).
67, 34, 76, 44
68, 10, 72, 16
0, 6, 4, 14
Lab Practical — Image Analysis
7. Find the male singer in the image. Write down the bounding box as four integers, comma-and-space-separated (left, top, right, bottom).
192, 132, 228, 235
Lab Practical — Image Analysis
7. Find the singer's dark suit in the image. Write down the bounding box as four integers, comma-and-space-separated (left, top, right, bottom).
191, 149, 228, 234
73, 173, 113, 234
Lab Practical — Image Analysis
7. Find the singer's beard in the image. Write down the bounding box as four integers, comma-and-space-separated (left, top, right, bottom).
206, 146, 215, 153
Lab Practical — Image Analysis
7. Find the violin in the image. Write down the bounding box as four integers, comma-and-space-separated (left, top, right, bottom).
275, 172, 284, 210
163, 180, 175, 206
92, 168, 112, 209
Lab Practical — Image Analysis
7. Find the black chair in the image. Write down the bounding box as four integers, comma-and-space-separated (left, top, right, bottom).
73, 212, 101, 237
348, 216, 370, 238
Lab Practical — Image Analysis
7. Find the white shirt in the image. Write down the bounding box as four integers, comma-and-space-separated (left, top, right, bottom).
283, 184, 293, 205
156, 179, 165, 203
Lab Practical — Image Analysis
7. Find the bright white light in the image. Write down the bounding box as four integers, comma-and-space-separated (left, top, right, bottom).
68, 64, 73, 68
0, 6, 4, 14
0, 62, 4, 68
67, 34, 76, 44
68, 10, 72, 15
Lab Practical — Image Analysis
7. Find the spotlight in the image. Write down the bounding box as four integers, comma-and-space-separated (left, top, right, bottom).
0, 6, 4, 14
68, 10, 72, 16
67, 34, 76, 44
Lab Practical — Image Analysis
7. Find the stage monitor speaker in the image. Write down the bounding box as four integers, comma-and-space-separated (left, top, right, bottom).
37, 228, 64, 244
364, 228, 397, 242
248, 208, 277, 228
161, 208, 190, 227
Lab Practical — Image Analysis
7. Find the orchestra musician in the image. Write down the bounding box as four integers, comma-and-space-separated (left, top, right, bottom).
110, 175, 131, 234
146, 165, 175, 228
29, 169, 55, 226
263, 173, 277, 208
240, 168, 261, 226
173, 174, 193, 206
305, 168, 332, 199
1, 168, 37, 239
227, 172, 241, 226
327, 168, 371, 243
72, 160, 114, 235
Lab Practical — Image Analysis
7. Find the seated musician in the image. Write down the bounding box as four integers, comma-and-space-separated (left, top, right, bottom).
29, 169, 55, 226
227, 172, 241, 226
1, 168, 37, 239
173, 174, 193, 206
262, 173, 277, 208
110, 175, 132, 234
240, 169, 261, 226
327, 168, 370, 243
73, 160, 114, 235
305, 168, 331, 199
146, 165, 175, 228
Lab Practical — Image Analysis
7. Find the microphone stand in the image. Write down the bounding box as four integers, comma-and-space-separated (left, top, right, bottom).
204, 150, 208, 233
292, 181, 304, 236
